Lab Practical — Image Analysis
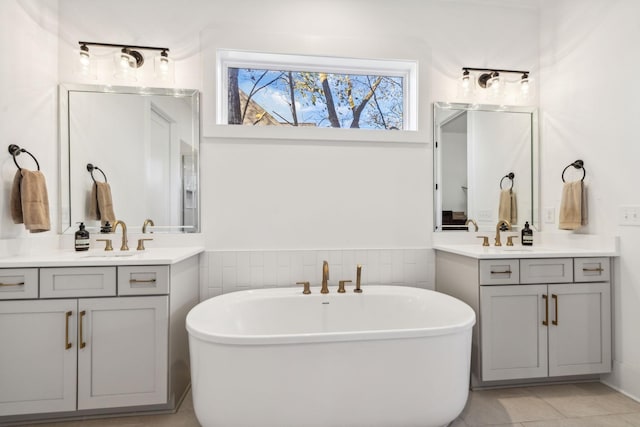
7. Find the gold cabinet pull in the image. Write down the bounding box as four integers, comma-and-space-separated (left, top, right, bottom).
129, 278, 157, 283
0, 281, 25, 287
65, 311, 72, 350
582, 267, 604, 273
79, 310, 86, 349
552, 294, 559, 326
542, 294, 549, 326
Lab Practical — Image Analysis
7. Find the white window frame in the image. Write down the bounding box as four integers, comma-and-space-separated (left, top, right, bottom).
217, 49, 418, 133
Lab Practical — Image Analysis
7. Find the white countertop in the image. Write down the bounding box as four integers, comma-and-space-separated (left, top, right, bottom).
0, 246, 205, 268
432, 232, 619, 259
433, 243, 619, 259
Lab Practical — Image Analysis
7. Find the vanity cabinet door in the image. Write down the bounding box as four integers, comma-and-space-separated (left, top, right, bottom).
548, 282, 611, 377
480, 285, 548, 381
0, 299, 77, 416
77, 296, 168, 410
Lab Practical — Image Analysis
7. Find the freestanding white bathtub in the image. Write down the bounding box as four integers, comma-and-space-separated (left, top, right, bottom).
186, 285, 475, 427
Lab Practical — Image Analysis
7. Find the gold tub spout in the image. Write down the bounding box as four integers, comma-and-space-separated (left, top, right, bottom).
494, 219, 512, 247
112, 220, 129, 251
321, 260, 329, 294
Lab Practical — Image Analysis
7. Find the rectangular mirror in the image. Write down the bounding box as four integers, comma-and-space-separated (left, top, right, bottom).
433, 102, 538, 232
59, 84, 200, 234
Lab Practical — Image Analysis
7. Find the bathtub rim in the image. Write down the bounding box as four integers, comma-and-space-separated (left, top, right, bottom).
186, 285, 476, 346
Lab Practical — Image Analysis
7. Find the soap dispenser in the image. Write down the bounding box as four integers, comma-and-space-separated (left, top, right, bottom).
75, 222, 90, 251
521, 221, 533, 246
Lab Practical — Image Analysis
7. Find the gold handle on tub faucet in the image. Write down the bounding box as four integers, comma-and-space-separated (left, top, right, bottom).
338, 280, 351, 293
355, 264, 363, 293
296, 281, 311, 294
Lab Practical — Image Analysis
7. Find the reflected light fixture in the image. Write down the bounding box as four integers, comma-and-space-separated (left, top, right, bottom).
461, 67, 530, 97
77, 41, 171, 82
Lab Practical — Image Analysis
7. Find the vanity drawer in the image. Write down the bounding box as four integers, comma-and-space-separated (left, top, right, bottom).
520, 258, 573, 284
118, 266, 169, 295
0, 268, 38, 300
479, 259, 520, 285
574, 257, 610, 282
40, 267, 116, 298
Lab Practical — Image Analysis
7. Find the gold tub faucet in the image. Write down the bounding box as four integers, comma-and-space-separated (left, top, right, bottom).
494, 219, 512, 247
321, 260, 329, 294
111, 220, 129, 251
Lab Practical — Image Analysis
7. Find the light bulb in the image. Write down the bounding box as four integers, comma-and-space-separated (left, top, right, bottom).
159, 57, 169, 73
521, 73, 530, 95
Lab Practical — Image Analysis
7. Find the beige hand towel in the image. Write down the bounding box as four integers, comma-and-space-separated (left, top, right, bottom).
559, 180, 587, 230
10, 169, 51, 233
498, 189, 517, 224
89, 182, 116, 224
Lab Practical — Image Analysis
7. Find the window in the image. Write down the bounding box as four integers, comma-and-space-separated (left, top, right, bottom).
218, 50, 417, 132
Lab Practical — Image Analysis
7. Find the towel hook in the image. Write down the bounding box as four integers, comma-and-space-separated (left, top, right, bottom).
500, 172, 515, 190
8, 144, 40, 171
87, 163, 108, 183
561, 159, 585, 182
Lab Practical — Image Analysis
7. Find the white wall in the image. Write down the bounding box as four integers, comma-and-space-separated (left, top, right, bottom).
539, 0, 640, 400
0, 1, 58, 246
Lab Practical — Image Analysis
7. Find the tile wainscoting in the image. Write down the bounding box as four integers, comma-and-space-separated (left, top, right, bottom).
199, 248, 436, 300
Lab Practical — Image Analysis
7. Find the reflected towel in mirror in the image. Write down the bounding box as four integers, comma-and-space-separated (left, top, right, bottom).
10, 169, 51, 233
559, 180, 587, 230
498, 189, 517, 224
89, 181, 116, 225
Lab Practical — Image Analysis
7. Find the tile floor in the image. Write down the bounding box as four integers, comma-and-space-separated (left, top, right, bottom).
16, 382, 640, 427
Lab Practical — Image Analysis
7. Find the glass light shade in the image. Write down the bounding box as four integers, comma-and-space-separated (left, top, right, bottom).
113, 51, 137, 82
75, 48, 97, 80
154, 53, 175, 83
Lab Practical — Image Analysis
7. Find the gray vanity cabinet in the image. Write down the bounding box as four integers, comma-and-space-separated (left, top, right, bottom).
436, 253, 612, 388
0, 255, 199, 422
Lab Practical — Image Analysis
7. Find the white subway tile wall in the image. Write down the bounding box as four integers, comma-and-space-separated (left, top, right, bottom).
202, 249, 435, 300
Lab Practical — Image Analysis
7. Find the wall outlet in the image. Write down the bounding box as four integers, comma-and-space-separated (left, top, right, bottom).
619, 206, 640, 226
478, 210, 492, 220
543, 207, 555, 224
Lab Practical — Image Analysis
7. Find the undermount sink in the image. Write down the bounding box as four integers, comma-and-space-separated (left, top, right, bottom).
82, 252, 137, 258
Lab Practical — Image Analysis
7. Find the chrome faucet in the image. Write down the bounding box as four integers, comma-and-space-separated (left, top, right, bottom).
142, 218, 154, 234
321, 260, 329, 294
111, 220, 129, 251
465, 218, 478, 232
494, 219, 512, 247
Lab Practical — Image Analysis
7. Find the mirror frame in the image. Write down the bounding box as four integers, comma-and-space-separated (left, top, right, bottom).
433, 102, 539, 231
58, 83, 201, 234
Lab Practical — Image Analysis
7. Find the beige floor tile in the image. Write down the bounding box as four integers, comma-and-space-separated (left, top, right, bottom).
620, 412, 640, 426
461, 389, 564, 426
526, 383, 640, 418
521, 413, 635, 427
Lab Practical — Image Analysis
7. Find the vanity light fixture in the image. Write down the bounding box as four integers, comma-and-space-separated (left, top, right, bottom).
460, 67, 531, 97
77, 42, 172, 82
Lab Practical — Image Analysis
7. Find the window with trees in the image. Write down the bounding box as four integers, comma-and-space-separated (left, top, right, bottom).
219, 51, 416, 131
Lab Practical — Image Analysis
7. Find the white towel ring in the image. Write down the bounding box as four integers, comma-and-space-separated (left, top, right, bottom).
561, 160, 585, 182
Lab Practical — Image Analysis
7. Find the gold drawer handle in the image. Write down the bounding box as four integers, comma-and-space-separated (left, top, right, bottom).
552, 294, 559, 326
582, 267, 604, 273
0, 281, 25, 287
79, 310, 86, 349
129, 278, 157, 283
542, 294, 549, 326
65, 311, 72, 350
490, 270, 512, 275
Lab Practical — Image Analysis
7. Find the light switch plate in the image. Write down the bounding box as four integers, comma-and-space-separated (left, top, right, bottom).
543, 207, 555, 224
619, 206, 640, 226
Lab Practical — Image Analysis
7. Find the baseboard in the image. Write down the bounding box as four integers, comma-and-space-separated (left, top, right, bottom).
601, 360, 640, 403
